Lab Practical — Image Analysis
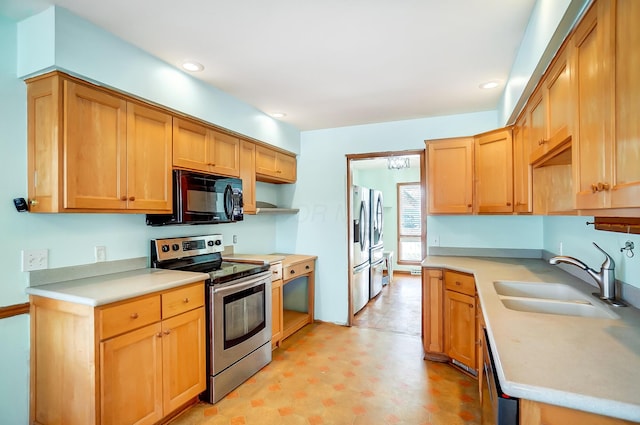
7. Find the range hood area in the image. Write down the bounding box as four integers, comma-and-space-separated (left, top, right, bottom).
255, 201, 299, 214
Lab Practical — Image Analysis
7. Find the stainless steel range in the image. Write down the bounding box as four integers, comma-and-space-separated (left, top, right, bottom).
151, 234, 272, 403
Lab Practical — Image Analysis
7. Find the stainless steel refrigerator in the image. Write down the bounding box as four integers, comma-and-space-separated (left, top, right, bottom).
351, 185, 370, 315
369, 189, 384, 299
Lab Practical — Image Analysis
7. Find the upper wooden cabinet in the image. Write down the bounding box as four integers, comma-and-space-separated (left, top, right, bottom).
426, 137, 474, 214
27, 72, 172, 213
573, 0, 640, 210
529, 46, 573, 166
173, 117, 240, 177
513, 115, 532, 213
474, 128, 513, 214
239, 140, 257, 214
255, 145, 297, 183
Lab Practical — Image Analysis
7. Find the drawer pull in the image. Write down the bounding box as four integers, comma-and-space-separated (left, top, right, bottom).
128, 196, 135, 201
131, 313, 139, 319
290, 270, 295, 274
164, 330, 171, 335
121, 196, 127, 201
183, 297, 190, 303
305, 265, 310, 270
156, 332, 162, 338
455, 281, 461, 286
469, 304, 473, 308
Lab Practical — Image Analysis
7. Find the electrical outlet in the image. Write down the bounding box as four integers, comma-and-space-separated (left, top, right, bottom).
233, 235, 238, 244
95, 246, 106, 262
21, 249, 48, 271
431, 235, 440, 247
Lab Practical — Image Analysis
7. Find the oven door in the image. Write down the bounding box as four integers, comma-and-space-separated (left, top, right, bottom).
211, 271, 272, 375
482, 328, 518, 425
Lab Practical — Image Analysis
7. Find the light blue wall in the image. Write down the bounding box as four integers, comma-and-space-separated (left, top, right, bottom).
543, 217, 640, 288
288, 111, 543, 326
17, 6, 300, 154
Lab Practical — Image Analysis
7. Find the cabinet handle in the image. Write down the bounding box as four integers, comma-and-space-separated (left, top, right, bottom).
506, 202, 511, 206
467, 204, 472, 208
130, 313, 139, 319
455, 281, 461, 286
29, 199, 39, 206
276, 170, 282, 174
290, 270, 295, 274
305, 265, 310, 270
469, 304, 473, 308
538, 139, 546, 146
597, 182, 610, 191
128, 196, 135, 201
156, 332, 162, 338
164, 330, 171, 335
121, 196, 127, 201
183, 297, 190, 303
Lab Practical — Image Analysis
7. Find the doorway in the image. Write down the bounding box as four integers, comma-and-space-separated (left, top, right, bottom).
346, 149, 426, 327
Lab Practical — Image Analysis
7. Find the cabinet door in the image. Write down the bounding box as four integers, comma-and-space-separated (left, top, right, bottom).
444, 290, 476, 370
64, 80, 127, 210
528, 90, 546, 162
209, 130, 240, 177
126, 103, 173, 212
546, 48, 572, 146
255, 145, 278, 177
475, 128, 513, 213
239, 140, 257, 214
422, 268, 446, 358
573, 2, 611, 209
611, 0, 640, 208
172, 117, 209, 172
427, 137, 474, 214
271, 279, 283, 348
101, 323, 163, 425
162, 307, 206, 414
513, 116, 531, 213
276, 152, 297, 182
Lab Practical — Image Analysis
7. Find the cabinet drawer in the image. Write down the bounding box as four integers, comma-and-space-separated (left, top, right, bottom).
284, 260, 314, 280
270, 262, 283, 281
162, 283, 205, 319
445, 270, 475, 297
99, 295, 161, 340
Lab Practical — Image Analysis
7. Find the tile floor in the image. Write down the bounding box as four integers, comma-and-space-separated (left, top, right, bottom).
170, 275, 481, 425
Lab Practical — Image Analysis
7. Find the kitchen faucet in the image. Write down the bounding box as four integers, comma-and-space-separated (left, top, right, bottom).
549, 242, 626, 307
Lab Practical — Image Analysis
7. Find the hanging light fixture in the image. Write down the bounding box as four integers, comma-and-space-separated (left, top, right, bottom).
387, 156, 410, 170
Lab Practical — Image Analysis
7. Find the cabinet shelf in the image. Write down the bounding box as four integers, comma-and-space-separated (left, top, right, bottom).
282, 309, 311, 340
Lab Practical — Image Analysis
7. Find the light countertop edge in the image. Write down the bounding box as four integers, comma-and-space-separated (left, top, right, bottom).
421, 255, 640, 422
25, 268, 210, 307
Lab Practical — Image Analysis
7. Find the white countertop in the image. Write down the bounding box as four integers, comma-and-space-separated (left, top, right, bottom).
422, 256, 640, 422
25, 268, 210, 306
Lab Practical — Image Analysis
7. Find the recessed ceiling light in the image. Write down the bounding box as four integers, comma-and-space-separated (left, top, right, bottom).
181, 61, 204, 72
270, 112, 286, 118
479, 80, 500, 89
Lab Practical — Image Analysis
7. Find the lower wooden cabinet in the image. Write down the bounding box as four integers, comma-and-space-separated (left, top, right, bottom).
422, 268, 478, 373
30, 282, 206, 425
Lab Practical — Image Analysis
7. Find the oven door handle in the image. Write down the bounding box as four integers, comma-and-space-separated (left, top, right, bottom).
213, 273, 269, 296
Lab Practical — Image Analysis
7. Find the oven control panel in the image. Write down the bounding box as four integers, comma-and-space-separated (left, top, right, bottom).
151, 234, 224, 261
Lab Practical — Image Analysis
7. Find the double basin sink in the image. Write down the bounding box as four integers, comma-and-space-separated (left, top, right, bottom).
494, 281, 619, 319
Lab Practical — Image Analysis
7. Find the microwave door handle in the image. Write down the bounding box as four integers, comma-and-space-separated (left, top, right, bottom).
223, 184, 233, 219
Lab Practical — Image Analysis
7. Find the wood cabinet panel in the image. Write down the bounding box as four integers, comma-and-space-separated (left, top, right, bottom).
573, 1, 610, 209
99, 295, 161, 340
161, 307, 206, 414
520, 399, 636, 425
474, 128, 513, 213
422, 268, 447, 359
427, 137, 474, 214
444, 289, 476, 370
528, 90, 546, 160
513, 116, 532, 213
271, 279, 283, 349
610, 0, 640, 208
100, 323, 163, 425
444, 270, 475, 297
209, 129, 240, 177
284, 259, 315, 279
161, 283, 204, 319
126, 102, 173, 211
64, 79, 128, 210
239, 140, 257, 214
255, 145, 297, 183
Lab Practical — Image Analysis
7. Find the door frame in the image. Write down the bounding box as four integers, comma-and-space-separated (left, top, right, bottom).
345, 149, 426, 326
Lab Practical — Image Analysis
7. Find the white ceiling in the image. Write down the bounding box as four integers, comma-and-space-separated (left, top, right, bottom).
1, 0, 537, 131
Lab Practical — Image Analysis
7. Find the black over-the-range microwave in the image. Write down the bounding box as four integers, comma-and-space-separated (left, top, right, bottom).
146, 169, 243, 226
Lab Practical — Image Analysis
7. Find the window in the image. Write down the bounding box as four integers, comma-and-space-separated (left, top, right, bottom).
397, 183, 422, 264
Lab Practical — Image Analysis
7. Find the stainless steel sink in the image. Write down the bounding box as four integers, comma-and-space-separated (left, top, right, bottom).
493, 281, 619, 319
494, 281, 591, 302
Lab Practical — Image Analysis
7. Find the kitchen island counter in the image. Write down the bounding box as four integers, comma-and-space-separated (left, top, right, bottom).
422, 255, 640, 422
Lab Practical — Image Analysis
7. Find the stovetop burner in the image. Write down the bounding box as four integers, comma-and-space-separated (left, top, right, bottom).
150, 234, 269, 285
